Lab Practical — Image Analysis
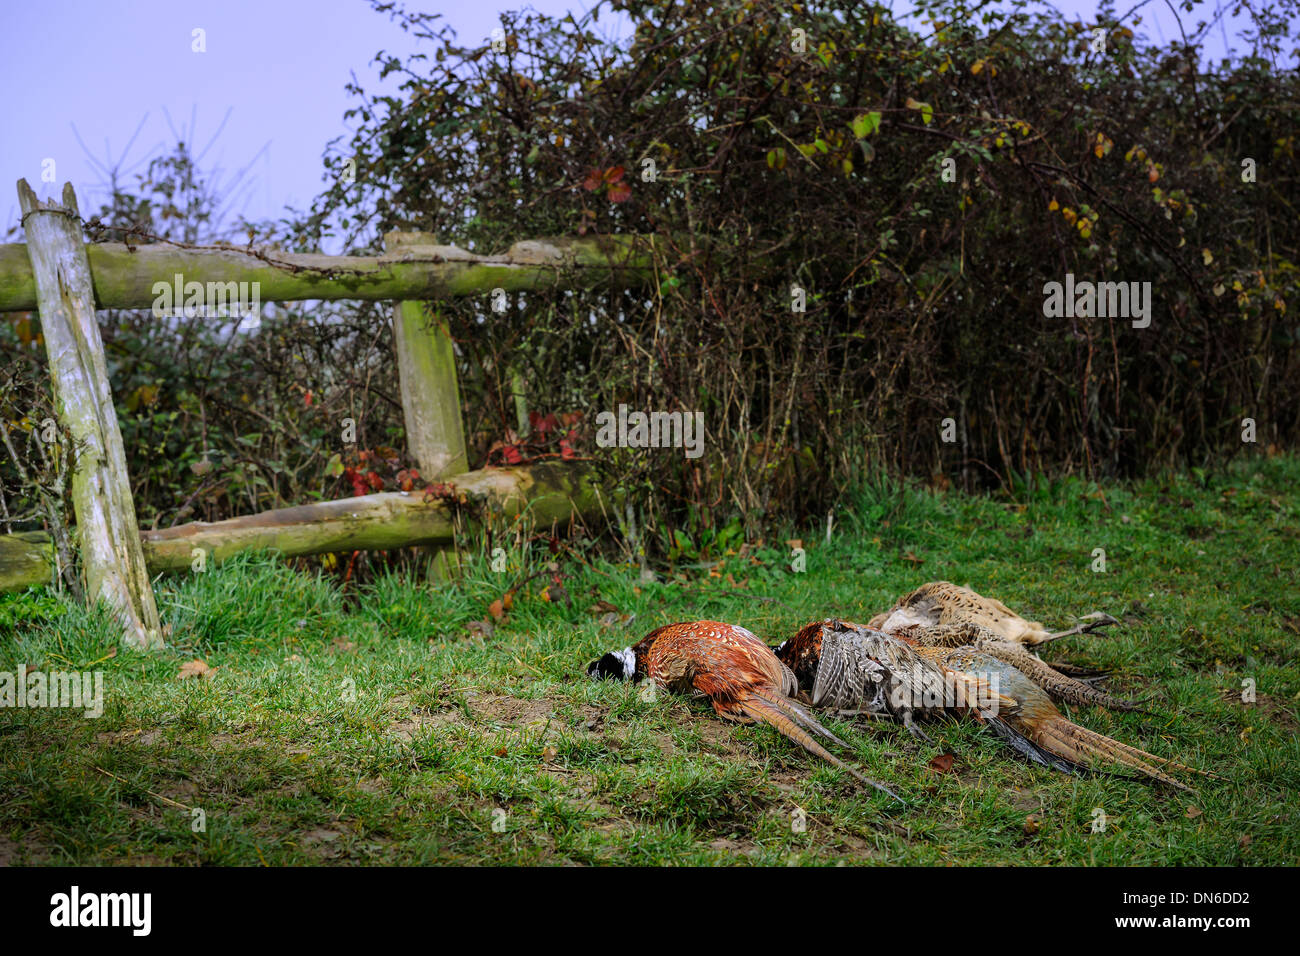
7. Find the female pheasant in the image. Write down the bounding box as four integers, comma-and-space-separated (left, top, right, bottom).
867, 582, 1138, 711
869, 581, 1118, 646
588, 621, 903, 801
776, 620, 1206, 790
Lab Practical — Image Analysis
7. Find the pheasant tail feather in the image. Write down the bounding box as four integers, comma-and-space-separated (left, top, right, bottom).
736, 693, 904, 803
1018, 714, 1202, 790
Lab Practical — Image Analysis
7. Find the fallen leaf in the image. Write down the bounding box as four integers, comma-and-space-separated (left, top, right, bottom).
589, 600, 620, 616
467, 620, 495, 639
178, 659, 214, 680
1023, 813, 1042, 835
489, 599, 506, 620
1186, 805, 1203, 820
928, 753, 956, 774
541, 746, 558, 764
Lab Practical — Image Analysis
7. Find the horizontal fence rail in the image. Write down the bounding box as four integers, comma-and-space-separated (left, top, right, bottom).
0, 463, 607, 593
0, 234, 665, 312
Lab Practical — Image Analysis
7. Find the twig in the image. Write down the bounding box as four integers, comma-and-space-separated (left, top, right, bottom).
95, 766, 194, 812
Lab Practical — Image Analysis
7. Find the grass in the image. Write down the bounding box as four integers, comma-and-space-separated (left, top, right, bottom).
1, 455, 1297, 865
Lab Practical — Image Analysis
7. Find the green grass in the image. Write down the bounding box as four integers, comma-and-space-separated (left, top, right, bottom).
1, 455, 1297, 865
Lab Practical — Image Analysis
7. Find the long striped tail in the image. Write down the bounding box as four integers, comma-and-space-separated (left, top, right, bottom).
982, 643, 1147, 712
1004, 713, 1209, 791
736, 691, 905, 804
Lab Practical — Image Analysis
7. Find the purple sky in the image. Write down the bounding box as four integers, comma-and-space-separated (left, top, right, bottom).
0, 1, 1272, 239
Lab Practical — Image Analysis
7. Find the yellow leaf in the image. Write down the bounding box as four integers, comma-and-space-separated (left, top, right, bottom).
1048, 199, 1059, 211
1201, 248, 1213, 266
971, 59, 985, 75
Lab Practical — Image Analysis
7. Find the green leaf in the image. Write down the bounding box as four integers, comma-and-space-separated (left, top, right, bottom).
906, 98, 934, 126
850, 111, 882, 139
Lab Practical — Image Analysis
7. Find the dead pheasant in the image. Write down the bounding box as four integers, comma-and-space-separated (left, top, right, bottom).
776, 620, 1207, 791
868, 582, 1138, 711
869, 580, 1118, 646
587, 620, 903, 801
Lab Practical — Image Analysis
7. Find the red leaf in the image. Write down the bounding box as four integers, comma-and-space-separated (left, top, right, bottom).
559, 438, 576, 460
502, 444, 523, 464
529, 411, 559, 435
366, 472, 384, 491
303, 390, 313, 408
581, 169, 603, 192
607, 181, 632, 203
927, 753, 956, 774
603, 165, 626, 183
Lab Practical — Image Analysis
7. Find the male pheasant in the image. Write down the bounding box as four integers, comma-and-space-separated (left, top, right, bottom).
588, 620, 903, 801
776, 620, 1206, 790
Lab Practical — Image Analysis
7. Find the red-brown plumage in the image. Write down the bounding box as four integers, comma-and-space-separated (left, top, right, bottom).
776, 620, 826, 690
637, 620, 793, 717
589, 621, 903, 800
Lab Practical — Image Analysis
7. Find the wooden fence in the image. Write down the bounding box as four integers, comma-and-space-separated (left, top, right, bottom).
1, 180, 657, 647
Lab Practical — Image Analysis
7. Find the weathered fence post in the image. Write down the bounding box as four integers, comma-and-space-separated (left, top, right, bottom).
17, 180, 162, 648
385, 231, 470, 579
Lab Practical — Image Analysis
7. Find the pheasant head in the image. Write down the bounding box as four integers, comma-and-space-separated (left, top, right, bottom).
586, 646, 639, 681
